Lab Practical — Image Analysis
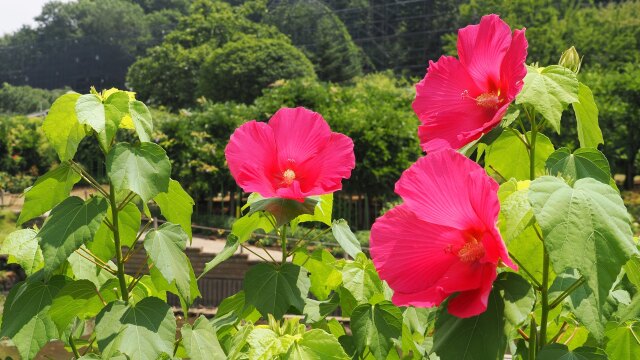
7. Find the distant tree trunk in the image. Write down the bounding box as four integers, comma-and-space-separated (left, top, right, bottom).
624, 142, 638, 190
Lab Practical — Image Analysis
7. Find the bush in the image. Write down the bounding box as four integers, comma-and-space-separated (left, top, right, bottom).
198, 36, 316, 103
0, 115, 55, 178
0, 84, 68, 115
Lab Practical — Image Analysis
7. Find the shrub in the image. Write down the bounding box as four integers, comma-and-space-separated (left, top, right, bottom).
0, 84, 68, 115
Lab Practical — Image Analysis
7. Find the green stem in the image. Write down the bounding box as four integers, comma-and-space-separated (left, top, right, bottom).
529, 316, 537, 359
69, 334, 80, 359
110, 183, 129, 302
508, 252, 542, 290
69, 160, 109, 198
550, 277, 586, 309
281, 225, 287, 263
539, 251, 550, 346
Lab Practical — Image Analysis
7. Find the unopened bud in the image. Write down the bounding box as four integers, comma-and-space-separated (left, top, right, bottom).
559, 46, 582, 73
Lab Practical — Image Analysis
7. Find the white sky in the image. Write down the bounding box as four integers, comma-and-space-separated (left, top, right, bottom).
0, 0, 74, 36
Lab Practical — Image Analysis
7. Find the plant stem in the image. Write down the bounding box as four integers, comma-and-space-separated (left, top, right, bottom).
529, 316, 537, 360
508, 252, 542, 290
69, 335, 80, 358
281, 225, 287, 263
550, 277, 586, 309
110, 183, 129, 302
539, 251, 550, 346
69, 160, 109, 198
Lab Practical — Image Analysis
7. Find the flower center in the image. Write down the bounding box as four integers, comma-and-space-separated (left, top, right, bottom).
282, 169, 296, 185
457, 239, 485, 263
475, 92, 501, 109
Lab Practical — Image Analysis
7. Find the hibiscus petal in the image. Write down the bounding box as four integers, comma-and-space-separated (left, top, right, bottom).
268, 107, 332, 167
296, 132, 355, 194
395, 149, 484, 230
457, 14, 512, 91
447, 264, 497, 318
500, 28, 528, 100
224, 120, 279, 197
370, 204, 464, 298
412, 56, 493, 152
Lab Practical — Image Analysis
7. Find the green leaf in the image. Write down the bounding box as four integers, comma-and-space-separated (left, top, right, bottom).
485, 129, 554, 181
244, 262, 310, 319
248, 327, 296, 359
76, 94, 106, 133
537, 344, 606, 359
293, 249, 342, 300
350, 301, 402, 360
182, 315, 226, 360
144, 223, 198, 305
231, 210, 274, 243
288, 329, 350, 359
294, 193, 334, 226
0, 276, 66, 360
433, 289, 507, 360
154, 179, 194, 239
498, 180, 534, 244
1, 229, 43, 275
605, 322, 640, 360
17, 162, 81, 225
573, 82, 603, 148
303, 293, 341, 324
49, 279, 103, 334
516, 65, 579, 133
95, 297, 176, 360
129, 100, 154, 142
249, 196, 318, 227
106, 142, 171, 202
332, 219, 362, 259
89, 202, 141, 261
341, 253, 385, 304
38, 196, 108, 276
494, 272, 535, 334
199, 235, 239, 279
546, 147, 611, 185
529, 176, 638, 340
43, 93, 86, 161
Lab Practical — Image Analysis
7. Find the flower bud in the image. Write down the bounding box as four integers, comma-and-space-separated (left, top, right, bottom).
559, 46, 582, 73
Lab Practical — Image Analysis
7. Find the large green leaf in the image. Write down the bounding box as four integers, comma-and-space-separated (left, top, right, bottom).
287, 329, 349, 359
199, 235, 239, 279
494, 272, 535, 334
516, 65, 579, 133
106, 142, 171, 202
537, 344, 606, 359
350, 301, 402, 360
249, 196, 317, 227
433, 289, 506, 360
154, 179, 194, 239
485, 130, 554, 181
341, 253, 385, 304
129, 100, 154, 142
546, 147, 611, 185
17, 162, 81, 225
76, 94, 106, 133
529, 176, 637, 339
0, 276, 66, 359
248, 327, 297, 359
95, 297, 176, 360
43, 93, 86, 161
89, 201, 141, 261
573, 82, 603, 148
1, 229, 43, 275
293, 249, 342, 300
144, 223, 197, 305
182, 315, 226, 360
605, 322, 640, 360
244, 262, 310, 319
38, 196, 108, 276
332, 219, 362, 259
49, 279, 103, 334
303, 293, 340, 324
67, 248, 116, 287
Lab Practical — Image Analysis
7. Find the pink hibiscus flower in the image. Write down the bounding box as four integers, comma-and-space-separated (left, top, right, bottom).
225, 107, 355, 200
370, 149, 516, 318
413, 14, 528, 152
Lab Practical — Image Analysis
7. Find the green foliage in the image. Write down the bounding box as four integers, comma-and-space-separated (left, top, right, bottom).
0, 83, 68, 115
350, 301, 402, 360
263, 0, 363, 82
198, 35, 316, 103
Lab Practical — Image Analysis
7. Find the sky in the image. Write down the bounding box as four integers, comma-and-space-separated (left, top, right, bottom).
0, 0, 74, 36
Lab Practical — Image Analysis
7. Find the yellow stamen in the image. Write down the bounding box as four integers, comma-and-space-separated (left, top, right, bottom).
283, 169, 296, 185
